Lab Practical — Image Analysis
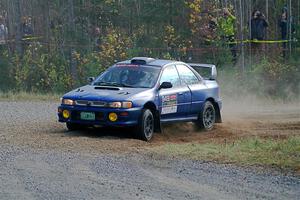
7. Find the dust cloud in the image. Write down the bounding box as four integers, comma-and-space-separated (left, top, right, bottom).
154, 80, 300, 144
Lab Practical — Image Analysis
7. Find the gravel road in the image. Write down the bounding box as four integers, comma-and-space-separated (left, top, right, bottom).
0, 101, 299, 200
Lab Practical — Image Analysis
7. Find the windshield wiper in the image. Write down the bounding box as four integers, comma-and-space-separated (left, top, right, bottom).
94, 81, 134, 88
118, 83, 134, 88
94, 81, 117, 86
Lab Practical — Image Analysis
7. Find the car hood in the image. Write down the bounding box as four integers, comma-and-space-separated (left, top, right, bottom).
63, 85, 152, 102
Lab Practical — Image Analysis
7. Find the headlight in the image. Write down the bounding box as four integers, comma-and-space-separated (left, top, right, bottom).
108, 101, 132, 108
108, 102, 122, 108
62, 99, 75, 105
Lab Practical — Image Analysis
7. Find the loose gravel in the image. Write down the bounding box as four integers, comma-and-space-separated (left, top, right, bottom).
0, 101, 299, 200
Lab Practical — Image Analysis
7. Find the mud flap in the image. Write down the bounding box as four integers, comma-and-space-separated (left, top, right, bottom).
154, 111, 162, 133
216, 114, 222, 123
215, 106, 222, 123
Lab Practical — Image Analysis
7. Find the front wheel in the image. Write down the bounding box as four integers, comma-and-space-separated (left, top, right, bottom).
135, 109, 154, 141
195, 101, 216, 130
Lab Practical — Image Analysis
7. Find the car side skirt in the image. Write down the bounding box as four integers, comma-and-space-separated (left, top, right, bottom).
160, 116, 198, 123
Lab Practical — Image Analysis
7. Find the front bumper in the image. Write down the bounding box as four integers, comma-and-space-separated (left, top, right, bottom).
58, 105, 142, 127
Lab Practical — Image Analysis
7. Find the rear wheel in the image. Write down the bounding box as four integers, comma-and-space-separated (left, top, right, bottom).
66, 122, 82, 131
195, 101, 216, 130
135, 109, 154, 141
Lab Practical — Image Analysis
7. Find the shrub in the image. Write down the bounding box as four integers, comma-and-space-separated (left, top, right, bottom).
219, 58, 300, 99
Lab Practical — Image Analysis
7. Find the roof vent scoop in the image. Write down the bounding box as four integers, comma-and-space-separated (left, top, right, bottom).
131, 57, 155, 65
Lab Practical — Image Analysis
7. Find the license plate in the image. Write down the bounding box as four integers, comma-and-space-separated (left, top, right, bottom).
80, 112, 95, 121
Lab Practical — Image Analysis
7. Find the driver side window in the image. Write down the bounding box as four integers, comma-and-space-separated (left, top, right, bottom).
160, 65, 181, 87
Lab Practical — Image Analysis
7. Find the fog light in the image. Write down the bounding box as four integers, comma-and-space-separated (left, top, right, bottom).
62, 110, 70, 119
108, 112, 118, 122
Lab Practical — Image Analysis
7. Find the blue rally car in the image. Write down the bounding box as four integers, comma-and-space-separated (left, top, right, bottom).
58, 57, 222, 141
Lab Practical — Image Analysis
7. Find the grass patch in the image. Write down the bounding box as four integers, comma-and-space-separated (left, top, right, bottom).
0, 91, 61, 101
152, 136, 300, 170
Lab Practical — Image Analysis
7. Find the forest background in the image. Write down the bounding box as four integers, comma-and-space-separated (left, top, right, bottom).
0, 0, 299, 99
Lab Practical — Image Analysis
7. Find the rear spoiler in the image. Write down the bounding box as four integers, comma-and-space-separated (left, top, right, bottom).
188, 63, 217, 80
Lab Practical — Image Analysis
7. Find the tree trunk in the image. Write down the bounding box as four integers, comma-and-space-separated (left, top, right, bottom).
68, 0, 77, 87
15, 0, 22, 56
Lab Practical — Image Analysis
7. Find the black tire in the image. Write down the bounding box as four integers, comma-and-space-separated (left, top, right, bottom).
66, 122, 82, 131
135, 109, 154, 141
195, 101, 216, 130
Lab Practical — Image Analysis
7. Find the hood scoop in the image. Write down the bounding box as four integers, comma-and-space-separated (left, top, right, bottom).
75, 88, 85, 92
94, 86, 120, 91
118, 91, 130, 95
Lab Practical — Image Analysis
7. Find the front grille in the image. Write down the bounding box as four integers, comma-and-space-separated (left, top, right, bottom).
93, 101, 107, 107
75, 100, 107, 107
76, 100, 89, 105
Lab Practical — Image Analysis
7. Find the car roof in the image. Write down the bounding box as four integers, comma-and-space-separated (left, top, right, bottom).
116, 57, 184, 68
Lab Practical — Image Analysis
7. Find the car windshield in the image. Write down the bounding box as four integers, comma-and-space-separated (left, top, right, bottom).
93, 65, 161, 88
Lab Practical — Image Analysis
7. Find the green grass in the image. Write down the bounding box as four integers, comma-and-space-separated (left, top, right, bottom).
152, 136, 300, 170
0, 91, 61, 101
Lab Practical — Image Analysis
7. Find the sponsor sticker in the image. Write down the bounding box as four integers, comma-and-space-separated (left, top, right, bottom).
116, 64, 139, 67
161, 94, 177, 114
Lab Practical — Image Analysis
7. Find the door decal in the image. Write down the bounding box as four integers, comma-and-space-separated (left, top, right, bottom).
161, 94, 177, 114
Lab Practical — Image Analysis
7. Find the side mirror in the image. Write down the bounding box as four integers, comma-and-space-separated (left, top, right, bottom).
88, 77, 95, 84
210, 66, 217, 80
159, 82, 173, 90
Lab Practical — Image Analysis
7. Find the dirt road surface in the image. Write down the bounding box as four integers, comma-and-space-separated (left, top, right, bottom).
0, 100, 299, 200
